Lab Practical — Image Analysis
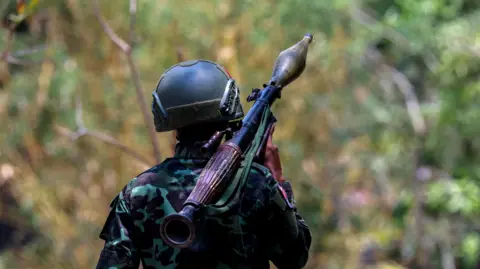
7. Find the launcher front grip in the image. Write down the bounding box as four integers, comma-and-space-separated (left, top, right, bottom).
255, 115, 277, 163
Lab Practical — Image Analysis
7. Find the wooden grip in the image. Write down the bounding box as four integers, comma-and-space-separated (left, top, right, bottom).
186, 142, 243, 206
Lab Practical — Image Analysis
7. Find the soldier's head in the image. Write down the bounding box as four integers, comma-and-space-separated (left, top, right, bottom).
151, 60, 244, 143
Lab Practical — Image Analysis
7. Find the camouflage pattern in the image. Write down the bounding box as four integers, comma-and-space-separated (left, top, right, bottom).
96, 143, 311, 269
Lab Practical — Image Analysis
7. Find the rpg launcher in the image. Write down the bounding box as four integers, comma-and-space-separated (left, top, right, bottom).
159, 34, 314, 248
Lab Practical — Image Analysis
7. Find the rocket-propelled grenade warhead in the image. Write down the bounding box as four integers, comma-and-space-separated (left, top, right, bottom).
268, 33, 314, 88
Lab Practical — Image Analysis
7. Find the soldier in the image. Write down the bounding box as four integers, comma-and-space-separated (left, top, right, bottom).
95, 60, 312, 269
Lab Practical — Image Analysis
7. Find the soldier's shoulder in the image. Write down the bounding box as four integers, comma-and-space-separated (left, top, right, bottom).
122, 157, 203, 195
111, 159, 174, 204
128, 163, 165, 187
119, 158, 177, 194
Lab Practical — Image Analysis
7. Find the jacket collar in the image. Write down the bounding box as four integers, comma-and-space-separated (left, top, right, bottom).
173, 141, 216, 159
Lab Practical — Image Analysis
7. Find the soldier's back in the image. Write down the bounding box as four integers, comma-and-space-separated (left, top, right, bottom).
121, 157, 278, 269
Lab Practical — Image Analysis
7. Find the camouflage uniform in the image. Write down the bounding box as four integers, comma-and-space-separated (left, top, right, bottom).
96, 143, 312, 269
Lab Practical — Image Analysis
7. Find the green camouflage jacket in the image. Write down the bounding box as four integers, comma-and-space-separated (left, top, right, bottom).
95, 143, 311, 269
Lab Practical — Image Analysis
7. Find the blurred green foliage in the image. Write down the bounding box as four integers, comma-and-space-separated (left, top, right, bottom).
0, 0, 479, 268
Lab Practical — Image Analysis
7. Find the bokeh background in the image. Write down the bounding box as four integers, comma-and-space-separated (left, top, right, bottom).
0, 0, 479, 268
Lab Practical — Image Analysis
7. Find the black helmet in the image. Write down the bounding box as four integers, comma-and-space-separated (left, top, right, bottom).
152, 60, 244, 132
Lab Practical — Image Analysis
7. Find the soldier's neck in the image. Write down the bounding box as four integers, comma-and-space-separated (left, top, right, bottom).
173, 141, 217, 159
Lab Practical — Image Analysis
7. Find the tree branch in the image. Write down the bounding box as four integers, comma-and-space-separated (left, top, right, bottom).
5, 44, 47, 65
91, 0, 130, 53
10, 44, 47, 57
384, 66, 427, 136
365, 48, 427, 136
129, 0, 136, 44
3, 44, 47, 66
54, 96, 152, 166
365, 47, 429, 268
92, 0, 162, 164
54, 124, 152, 166
5, 54, 43, 66
1, 25, 15, 62
125, 53, 162, 162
